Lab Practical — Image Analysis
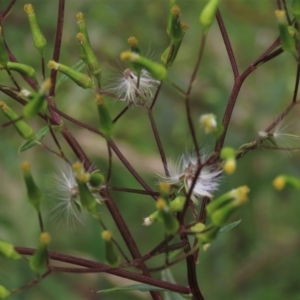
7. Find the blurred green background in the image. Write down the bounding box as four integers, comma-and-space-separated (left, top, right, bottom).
1, 0, 300, 299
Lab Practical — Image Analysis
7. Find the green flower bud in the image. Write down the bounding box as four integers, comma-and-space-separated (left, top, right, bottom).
47, 60, 94, 89
95, 94, 113, 139
76, 12, 90, 62
0, 101, 35, 140
29, 232, 51, 273
167, 5, 183, 41
199, 0, 220, 31
120, 51, 167, 80
211, 202, 237, 226
273, 174, 300, 191
23, 79, 50, 119
0, 240, 21, 260
221, 147, 236, 175
0, 27, 9, 67
76, 33, 101, 81
161, 38, 183, 67
74, 167, 98, 215
76, 12, 90, 43
101, 230, 120, 267
0, 285, 10, 300
292, 0, 300, 23
21, 161, 43, 211
275, 10, 296, 54
159, 182, 171, 201
143, 196, 185, 226
191, 223, 219, 245
89, 172, 105, 187
169, 196, 185, 212
128, 36, 141, 54
24, 4, 46, 52
206, 186, 250, 216
156, 198, 179, 235
6, 62, 37, 81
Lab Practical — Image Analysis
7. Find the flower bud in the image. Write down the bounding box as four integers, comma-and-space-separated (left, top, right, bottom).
21, 161, 43, 211
167, 5, 183, 41
191, 223, 219, 245
24, 4, 46, 53
221, 147, 236, 175
6, 62, 37, 81
206, 186, 250, 216
128, 36, 141, 54
199, 113, 218, 133
209, 186, 249, 226
89, 172, 105, 187
0, 285, 10, 300
95, 94, 113, 139
143, 211, 159, 226
199, 0, 220, 31
275, 10, 296, 55
101, 230, 120, 267
76, 33, 101, 81
0, 101, 35, 140
156, 198, 179, 234
23, 79, 50, 119
29, 232, 51, 273
0, 240, 21, 260
159, 182, 170, 200
0, 27, 9, 67
143, 196, 185, 226
273, 175, 300, 191
120, 51, 167, 80
75, 171, 98, 215
48, 60, 94, 89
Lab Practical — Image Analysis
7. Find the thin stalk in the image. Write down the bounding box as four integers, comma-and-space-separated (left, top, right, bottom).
147, 110, 169, 176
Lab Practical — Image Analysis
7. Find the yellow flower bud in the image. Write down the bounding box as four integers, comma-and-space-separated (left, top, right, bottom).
21, 161, 43, 211
24, 4, 46, 52
95, 94, 113, 139
0, 101, 35, 140
101, 230, 120, 267
48, 60, 94, 89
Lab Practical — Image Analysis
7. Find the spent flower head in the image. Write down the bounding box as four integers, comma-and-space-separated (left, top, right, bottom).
160, 152, 222, 200
46, 162, 102, 229
108, 68, 159, 105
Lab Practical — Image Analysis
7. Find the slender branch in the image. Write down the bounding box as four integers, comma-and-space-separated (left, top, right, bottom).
216, 10, 239, 79
184, 33, 207, 165
0, 0, 16, 21
14, 247, 190, 295
147, 110, 170, 176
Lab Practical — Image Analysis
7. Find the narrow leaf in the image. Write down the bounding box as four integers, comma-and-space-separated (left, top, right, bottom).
19, 126, 49, 152
96, 284, 167, 294
217, 219, 241, 236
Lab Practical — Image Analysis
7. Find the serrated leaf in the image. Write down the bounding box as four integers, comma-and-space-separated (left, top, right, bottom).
96, 284, 166, 294
218, 219, 241, 236
56, 60, 85, 88
19, 126, 49, 152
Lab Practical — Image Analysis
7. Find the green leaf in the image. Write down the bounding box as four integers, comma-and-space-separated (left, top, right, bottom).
96, 284, 167, 294
168, 248, 183, 260
217, 219, 241, 236
161, 269, 188, 300
56, 60, 85, 88
18, 126, 49, 152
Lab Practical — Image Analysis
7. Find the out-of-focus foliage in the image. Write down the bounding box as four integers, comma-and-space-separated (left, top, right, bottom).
1, 1, 300, 299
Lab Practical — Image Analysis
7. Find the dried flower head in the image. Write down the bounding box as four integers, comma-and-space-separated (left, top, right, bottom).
46, 163, 102, 229
160, 152, 222, 201
108, 68, 159, 105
